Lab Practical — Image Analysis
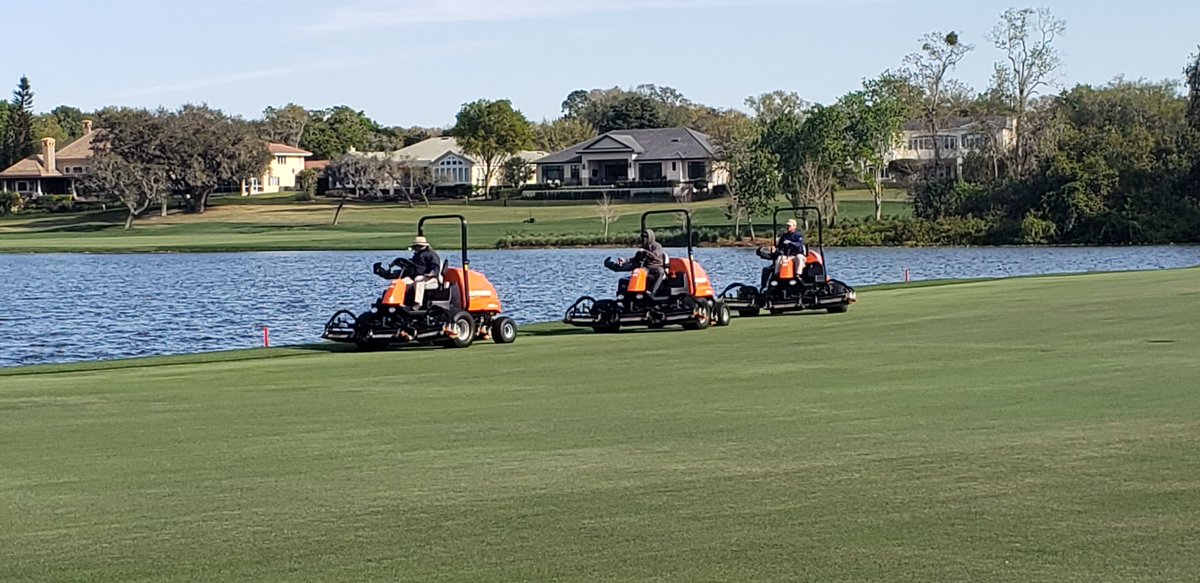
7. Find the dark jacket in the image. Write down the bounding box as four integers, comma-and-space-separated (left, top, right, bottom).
410, 247, 442, 277
631, 229, 667, 272
776, 231, 805, 256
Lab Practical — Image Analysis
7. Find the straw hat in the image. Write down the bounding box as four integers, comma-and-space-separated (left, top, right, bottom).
786, 218, 798, 228
411, 236, 429, 248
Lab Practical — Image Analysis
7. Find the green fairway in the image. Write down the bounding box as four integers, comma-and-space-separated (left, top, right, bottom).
0, 190, 911, 253
3, 269, 1197, 581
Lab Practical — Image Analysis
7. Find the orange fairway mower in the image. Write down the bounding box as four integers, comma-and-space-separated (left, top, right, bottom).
563, 209, 732, 333
720, 206, 856, 317
322, 215, 517, 350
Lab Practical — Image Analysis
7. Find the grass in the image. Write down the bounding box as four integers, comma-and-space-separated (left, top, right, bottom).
0, 189, 912, 253
2, 268, 1199, 581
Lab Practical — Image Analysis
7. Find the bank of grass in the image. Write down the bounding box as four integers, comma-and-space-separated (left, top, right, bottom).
0, 189, 911, 253
3, 269, 1199, 581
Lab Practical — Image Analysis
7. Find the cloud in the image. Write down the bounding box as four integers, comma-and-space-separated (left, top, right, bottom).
305, 0, 835, 33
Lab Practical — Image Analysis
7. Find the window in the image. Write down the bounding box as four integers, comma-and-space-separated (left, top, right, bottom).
687, 161, 707, 180
962, 134, 989, 150
569, 164, 580, 182
276, 156, 287, 165
671, 162, 677, 172
543, 165, 564, 182
15, 181, 29, 192
638, 162, 663, 181
269, 176, 281, 187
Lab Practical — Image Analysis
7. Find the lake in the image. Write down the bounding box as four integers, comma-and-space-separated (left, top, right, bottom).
1, 246, 1197, 368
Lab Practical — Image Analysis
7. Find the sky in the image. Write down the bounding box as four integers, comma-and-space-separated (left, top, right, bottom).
6, 0, 1199, 127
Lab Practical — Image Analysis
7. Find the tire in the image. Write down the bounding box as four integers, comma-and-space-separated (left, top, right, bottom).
737, 308, 760, 318
714, 301, 732, 327
827, 304, 849, 314
440, 310, 476, 348
491, 316, 518, 344
592, 323, 621, 334
683, 302, 712, 331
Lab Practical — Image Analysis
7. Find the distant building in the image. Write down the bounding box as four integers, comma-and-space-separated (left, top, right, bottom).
534, 128, 726, 188
886, 116, 1016, 177
241, 143, 313, 194
0, 120, 98, 196
356, 136, 547, 189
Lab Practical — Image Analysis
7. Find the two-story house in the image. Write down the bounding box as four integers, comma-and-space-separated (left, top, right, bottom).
534, 128, 726, 187
354, 136, 547, 189
886, 116, 1016, 177
240, 143, 313, 194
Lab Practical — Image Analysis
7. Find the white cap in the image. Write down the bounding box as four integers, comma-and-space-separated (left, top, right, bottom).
786, 219, 798, 228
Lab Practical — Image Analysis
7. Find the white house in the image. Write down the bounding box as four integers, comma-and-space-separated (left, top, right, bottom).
359, 136, 547, 189
533, 128, 727, 188
886, 116, 1016, 176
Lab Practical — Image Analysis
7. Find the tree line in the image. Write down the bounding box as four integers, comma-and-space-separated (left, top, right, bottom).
4, 5, 1200, 242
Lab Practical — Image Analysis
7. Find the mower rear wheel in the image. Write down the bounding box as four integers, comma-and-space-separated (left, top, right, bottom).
440, 310, 476, 348
683, 305, 711, 331
491, 316, 518, 344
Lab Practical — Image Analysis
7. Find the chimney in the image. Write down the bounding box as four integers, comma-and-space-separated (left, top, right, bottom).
83, 119, 93, 134
42, 138, 57, 173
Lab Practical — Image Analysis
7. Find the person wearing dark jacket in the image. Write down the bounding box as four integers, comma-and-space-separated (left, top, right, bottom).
610, 229, 668, 296
406, 235, 442, 305
758, 219, 806, 288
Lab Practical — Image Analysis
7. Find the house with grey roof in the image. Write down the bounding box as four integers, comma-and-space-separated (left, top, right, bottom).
887, 116, 1016, 173
534, 128, 726, 188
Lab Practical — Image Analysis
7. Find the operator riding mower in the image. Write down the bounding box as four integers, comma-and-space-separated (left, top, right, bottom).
720, 206, 856, 317
564, 209, 732, 333
322, 215, 517, 350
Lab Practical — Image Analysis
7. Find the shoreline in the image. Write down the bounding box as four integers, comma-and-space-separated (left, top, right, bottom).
4, 269, 1195, 373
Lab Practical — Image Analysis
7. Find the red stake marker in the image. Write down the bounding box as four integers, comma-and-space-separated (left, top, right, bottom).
263, 327, 270, 348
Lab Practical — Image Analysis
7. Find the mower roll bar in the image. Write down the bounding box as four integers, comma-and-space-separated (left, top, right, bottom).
773, 206, 828, 272
640, 209, 697, 294
417, 214, 470, 293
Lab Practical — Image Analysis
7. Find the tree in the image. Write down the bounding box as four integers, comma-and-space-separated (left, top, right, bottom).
596, 193, 618, 242
452, 99, 533, 201
295, 168, 319, 202
597, 93, 667, 132
1186, 46, 1200, 132
745, 90, 809, 124
904, 31, 975, 177
534, 117, 596, 152
501, 156, 533, 188
712, 113, 775, 238
989, 7, 1066, 176
51, 106, 87, 141
760, 105, 848, 221
0, 189, 22, 216
152, 105, 270, 213
325, 154, 390, 225
300, 106, 378, 159
82, 108, 171, 228
840, 74, 910, 220
3, 76, 35, 169
261, 104, 310, 147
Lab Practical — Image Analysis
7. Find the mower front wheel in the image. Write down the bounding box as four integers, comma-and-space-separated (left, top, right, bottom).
491, 316, 518, 344
827, 304, 849, 314
737, 308, 761, 318
441, 310, 476, 349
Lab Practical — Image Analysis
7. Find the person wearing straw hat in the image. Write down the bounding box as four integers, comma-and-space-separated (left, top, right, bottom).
405, 235, 442, 306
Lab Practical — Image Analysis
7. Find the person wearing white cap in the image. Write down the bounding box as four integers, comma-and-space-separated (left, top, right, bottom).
404, 235, 442, 306
757, 218, 806, 288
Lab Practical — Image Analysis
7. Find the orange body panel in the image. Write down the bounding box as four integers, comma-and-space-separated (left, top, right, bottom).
443, 268, 503, 313
776, 257, 797, 280
382, 280, 409, 305
626, 268, 649, 293
806, 250, 824, 266
668, 258, 715, 298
